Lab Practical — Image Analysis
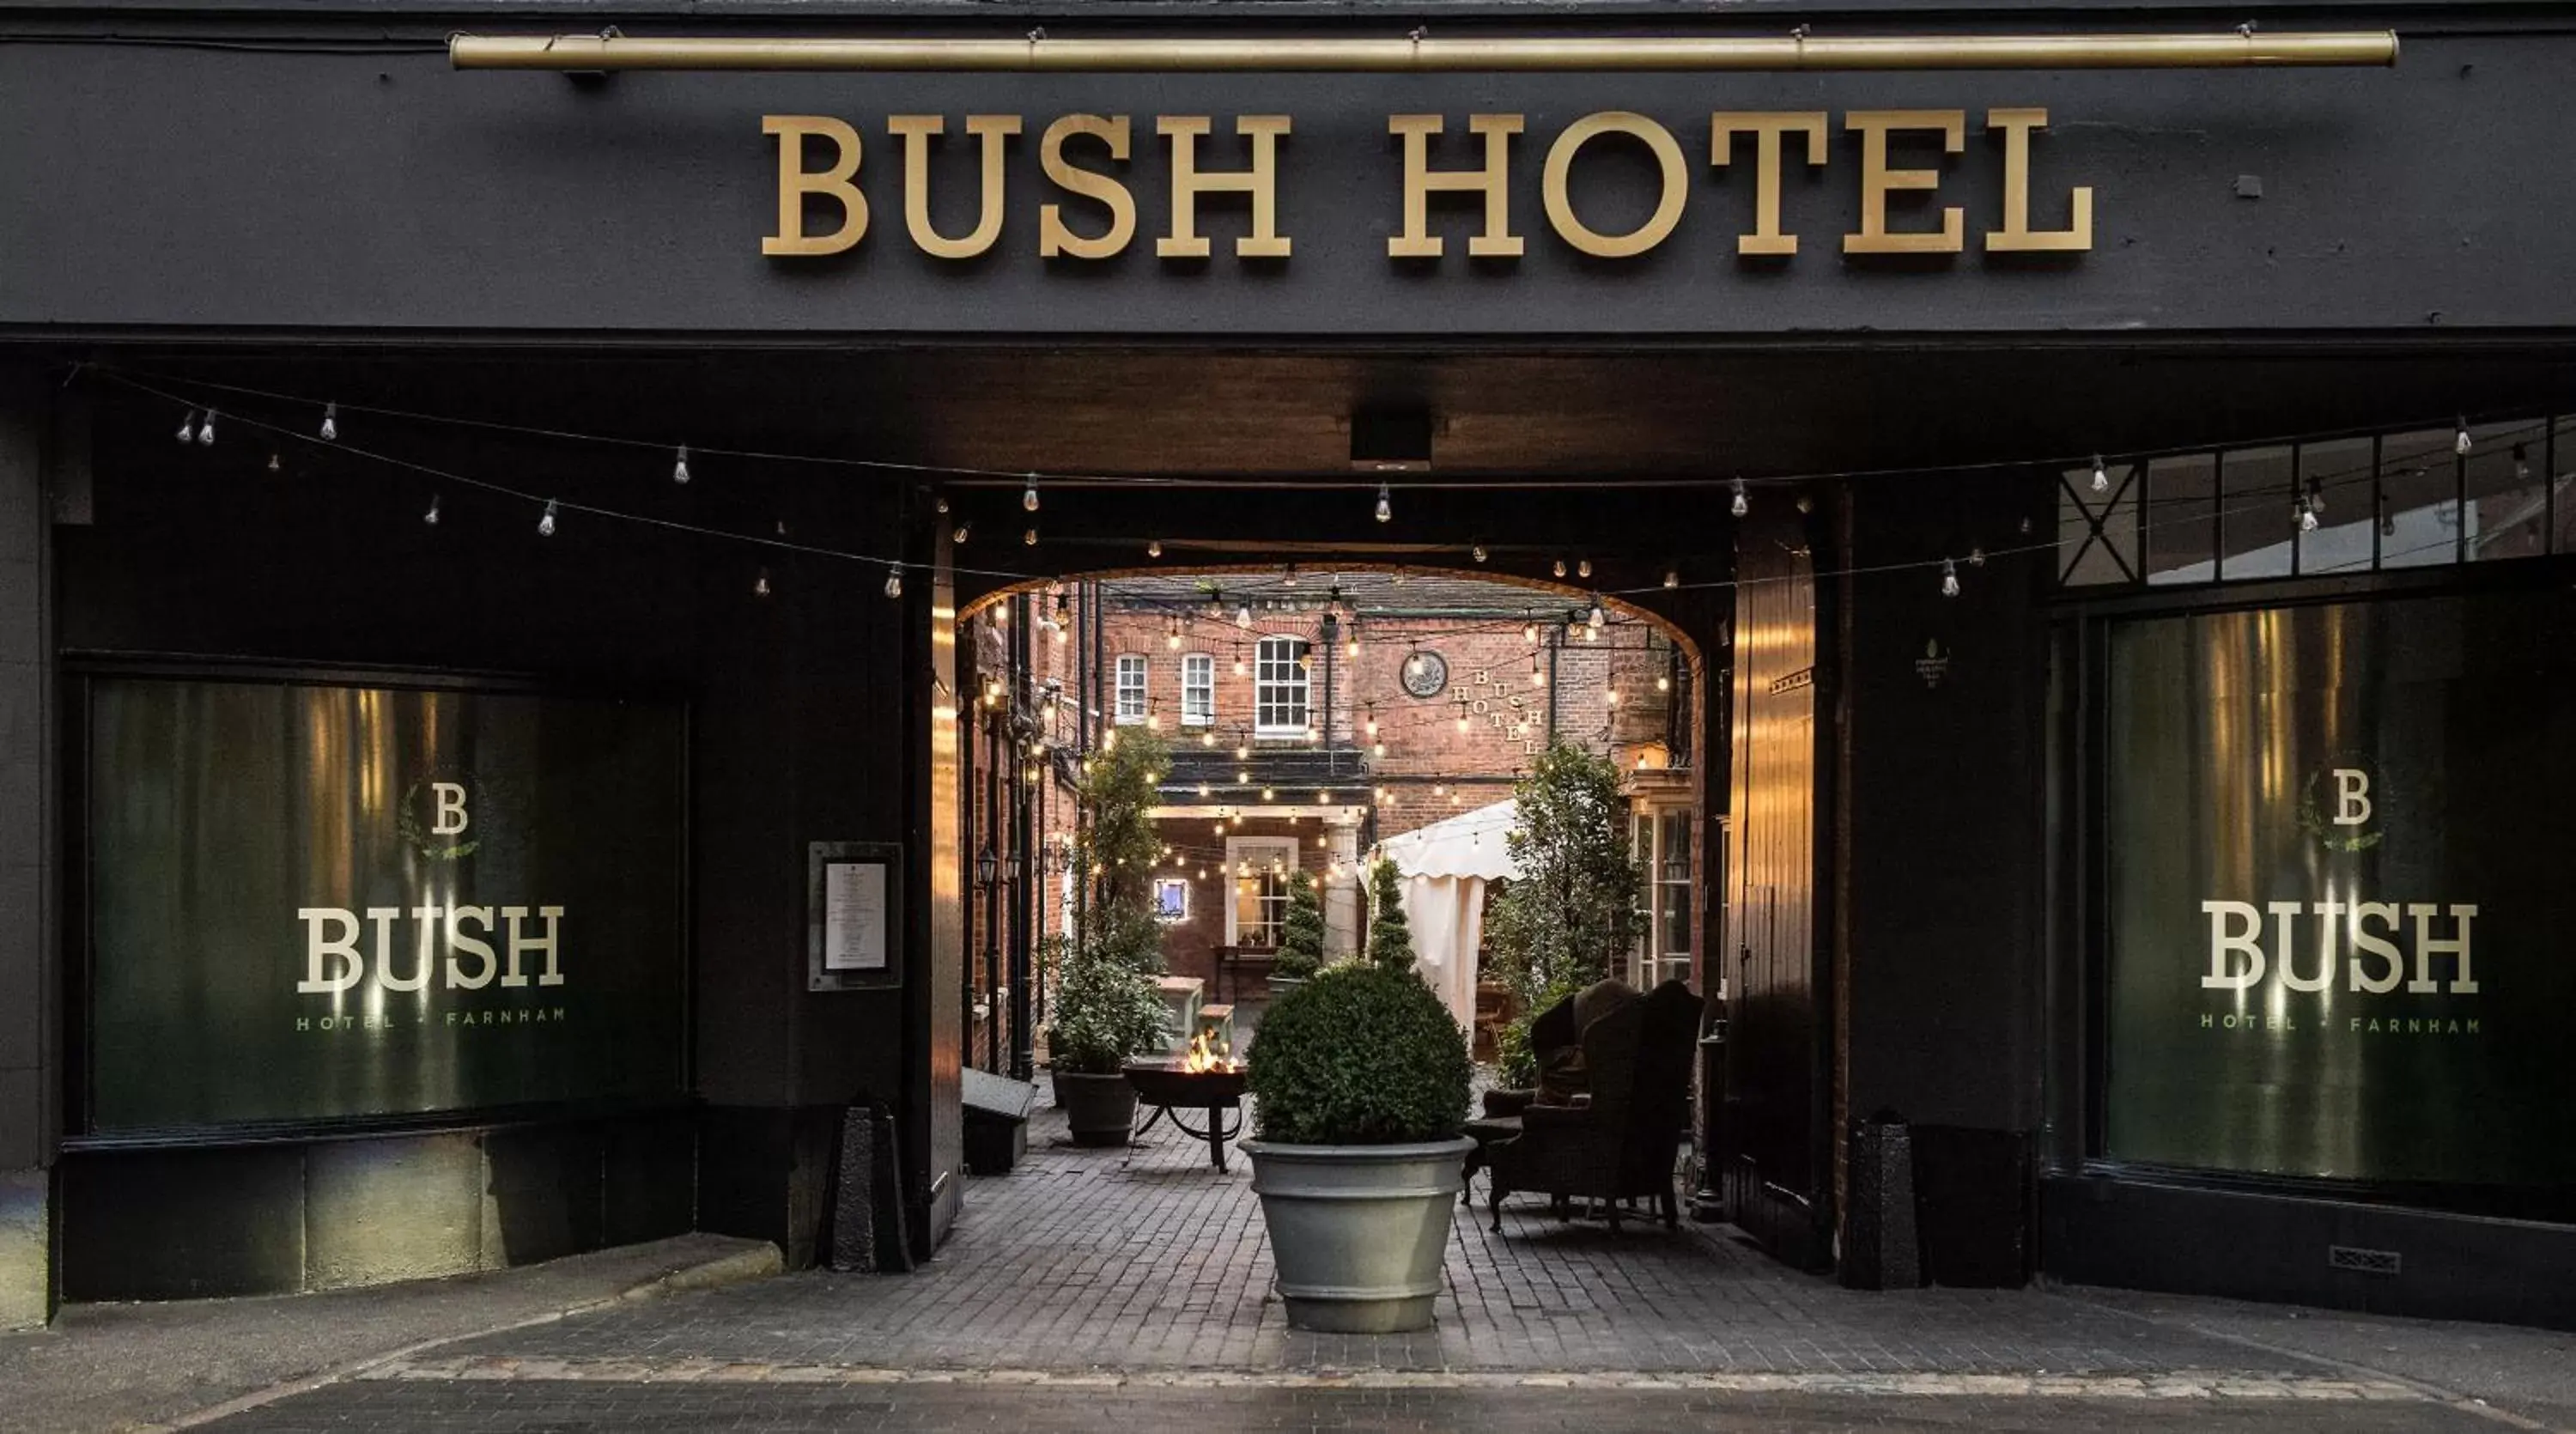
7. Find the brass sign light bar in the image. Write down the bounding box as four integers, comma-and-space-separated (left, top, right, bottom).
450, 31, 2400, 74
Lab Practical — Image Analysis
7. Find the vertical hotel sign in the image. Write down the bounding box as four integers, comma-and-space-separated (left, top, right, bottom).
86, 678, 686, 1132
2102, 597, 2576, 1189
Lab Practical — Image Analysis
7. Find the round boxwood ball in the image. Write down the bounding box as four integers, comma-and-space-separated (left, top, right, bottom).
1249, 963, 1471, 1146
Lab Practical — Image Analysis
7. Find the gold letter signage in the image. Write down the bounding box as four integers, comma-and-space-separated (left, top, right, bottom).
760, 106, 2093, 264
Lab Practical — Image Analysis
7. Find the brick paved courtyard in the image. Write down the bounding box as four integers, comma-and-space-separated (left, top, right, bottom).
148, 1099, 2576, 1431
416, 1103, 2363, 1378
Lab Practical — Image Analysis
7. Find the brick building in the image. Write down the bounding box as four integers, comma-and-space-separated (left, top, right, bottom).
1085, 571, 1701, 1005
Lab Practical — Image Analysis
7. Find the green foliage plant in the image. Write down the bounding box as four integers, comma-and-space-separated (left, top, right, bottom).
1274, 870, 1327, 980
1364, 857, 1416, 972
1249, 964, 1471, 1145
1484, 740, 1643, 1018
1045, 728, 1173, 1074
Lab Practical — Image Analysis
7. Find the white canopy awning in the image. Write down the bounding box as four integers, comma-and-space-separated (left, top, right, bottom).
1372, 799, 1521, 882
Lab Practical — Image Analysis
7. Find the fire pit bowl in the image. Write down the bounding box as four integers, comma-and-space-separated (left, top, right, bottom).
1121, 1059, 1249, 1171
1121, 1059, 1249, 1107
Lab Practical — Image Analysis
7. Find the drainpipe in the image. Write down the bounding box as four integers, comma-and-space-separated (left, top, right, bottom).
1546, 624, 1561, 744
1010, 592, 1036, 1080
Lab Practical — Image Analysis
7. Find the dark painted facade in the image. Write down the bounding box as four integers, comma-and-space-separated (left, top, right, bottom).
3, 0, 2575, 1333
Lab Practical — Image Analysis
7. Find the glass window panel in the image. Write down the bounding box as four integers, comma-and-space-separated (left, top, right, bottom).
1180, 653, 1215, 726
2295, 437, 2378, 576
2465, 420, 2549, 563
2059, 462, 2141, 587
2144, 453, 2217, 586
1115, 654, 1148, 723
1254, 637, 1310, 734
2379, 428, 2459, 570
2218, 446, 2295, 580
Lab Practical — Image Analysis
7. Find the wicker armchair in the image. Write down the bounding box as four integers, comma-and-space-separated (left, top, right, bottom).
1483, 979, 1704, 1233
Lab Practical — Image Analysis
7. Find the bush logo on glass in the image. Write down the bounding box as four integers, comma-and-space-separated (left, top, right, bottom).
2198, 761, 2482, 1018
297, 771, 568, 997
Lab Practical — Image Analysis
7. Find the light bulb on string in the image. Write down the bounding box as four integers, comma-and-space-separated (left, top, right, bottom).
1940, 557, 1960, 598
2091, 455, 2110, 494
1235, 604, 1252, 630
1606, 687, 1621, 708
1577, 558, 1592, 580
953, 523, 971, 544
174, 410, 197, 444
1472, 543, 1488, 563
423, 493, 441, 526
2455, 417, 2473, 455
884, 564, 904, 599
538, 500, 559, 538
673, 446, 691, 484
1455, 706, 1470, 734
265, 452, 281, 474
1552, 558, 1567, 579
1283, 565, 1298, 588
1656, 674, 1670, 692
1531, 656, 1546, 688
1968, 548, 1986, 568
754, 568, 772, 598
2514, 445, 2531, 482
1023, 475, 1040, 512
319, 403, 339, 442
2297, 497, 2318, 533
197, 410, 216, 446
1664, 567, 1680, 589
1588, 598, 1607, 629
1523, 620, 1539, 643
2306, 477, 2327, 519
1730, 477, 1750, 519
1147, 538, 1163, 558
1375, 482, 1392, 524
1024, 527, 1038, 547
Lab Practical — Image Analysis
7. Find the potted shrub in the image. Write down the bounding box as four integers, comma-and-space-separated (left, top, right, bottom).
1042, 729, 1172, 1145
1045, 924, 1168, 1144
1268, 870, 1326, 996
1242, 961, 1473, 1333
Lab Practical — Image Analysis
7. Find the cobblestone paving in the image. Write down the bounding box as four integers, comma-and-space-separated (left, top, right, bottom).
424, 1105, 2341, 1381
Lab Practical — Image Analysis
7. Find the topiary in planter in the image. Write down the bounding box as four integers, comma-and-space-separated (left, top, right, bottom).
1273, 871, 1326, 981
1249, 963, 1470, 1145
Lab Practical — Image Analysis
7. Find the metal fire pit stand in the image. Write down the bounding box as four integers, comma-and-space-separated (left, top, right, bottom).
1122, 1060, 1249, 1173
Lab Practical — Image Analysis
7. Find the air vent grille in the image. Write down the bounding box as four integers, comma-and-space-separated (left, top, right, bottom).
2328, 1245, 2403, 1276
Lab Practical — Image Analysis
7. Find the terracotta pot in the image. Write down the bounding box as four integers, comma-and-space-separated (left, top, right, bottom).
1050, 1069, 1138, 1147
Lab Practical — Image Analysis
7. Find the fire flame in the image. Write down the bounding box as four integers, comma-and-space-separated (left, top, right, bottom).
1182, 1030, 1239, 1074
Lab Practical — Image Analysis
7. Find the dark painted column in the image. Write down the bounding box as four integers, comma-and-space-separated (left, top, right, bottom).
0, 371, 56, 1328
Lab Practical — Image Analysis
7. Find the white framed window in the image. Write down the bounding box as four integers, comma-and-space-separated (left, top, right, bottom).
1631, 808, 1695, 989
1153, 877, 1190, 923
1225, 838, 1298, 948
1254, 637, 1310, 737
1180, 653, 1215, 727
1115, 654, 1148, 725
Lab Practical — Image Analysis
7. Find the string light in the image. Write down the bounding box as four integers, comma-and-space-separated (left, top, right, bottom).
1375, 481, 1393, 523
1552, 558, 1567, 578
318, 402, 338, 442
174, 410, 197, 444
1531, 655, 1546, 687
1577, 558, 1592, 580
1731, 477, 1750, 519
1940, 557, 1960, 598
423, 494, 441, 526
1663, 567, 1680, 589
1235, 604, 1252, 630
1523, 621, 1539, 643
2296, 496, 2318, 533
1024, 527, 1038, 546
2455, 417, 2473, 455
197, 410, 216, 446
673, 446, 691, 484
2091, 455, 2110, 494
2514, 444, 2532, 482
1147, 538, 1163, 558
884, 563, 904, 599
953, 522, 971, 544
538, 500, 559, 537
266, 452, 281, 474
1588, 598, 1607, 629
1023, 474, 1040, 512
1284, 565, 1299, 588
1472, 543, 1488, 563
1656, 673, 1670, 692
755, 568, 772, 598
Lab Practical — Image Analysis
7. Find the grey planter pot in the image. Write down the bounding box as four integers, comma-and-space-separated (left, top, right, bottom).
1051, 1070, 1138, 1147
1242, 1136, 1475, 1333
